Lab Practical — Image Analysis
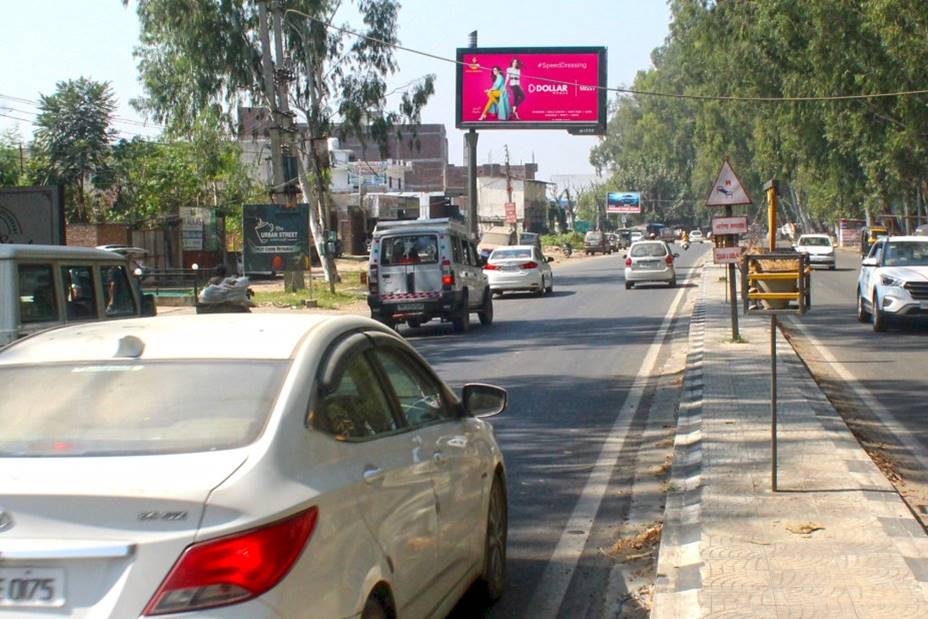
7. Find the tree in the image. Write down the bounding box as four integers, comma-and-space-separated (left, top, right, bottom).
127, 0, 435, 288
0, 129, 23, 187
32, 78, 117, 222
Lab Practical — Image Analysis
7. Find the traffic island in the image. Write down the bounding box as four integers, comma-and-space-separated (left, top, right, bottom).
652, 264, 928, 618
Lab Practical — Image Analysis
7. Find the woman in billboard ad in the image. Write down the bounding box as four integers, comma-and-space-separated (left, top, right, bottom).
478, 66, 511, 121
506, 58, 525, 120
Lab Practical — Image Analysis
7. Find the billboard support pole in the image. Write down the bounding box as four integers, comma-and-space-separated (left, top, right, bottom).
466, 129, 479, 238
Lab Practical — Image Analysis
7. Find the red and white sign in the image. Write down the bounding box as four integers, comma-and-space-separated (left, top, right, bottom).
712, 216, 749, 236
705, 160, 752, 207
713, 246, 743, 264
505, 202, 517, 224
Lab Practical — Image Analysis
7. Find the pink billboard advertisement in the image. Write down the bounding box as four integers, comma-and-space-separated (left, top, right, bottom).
456, 47, 607, 132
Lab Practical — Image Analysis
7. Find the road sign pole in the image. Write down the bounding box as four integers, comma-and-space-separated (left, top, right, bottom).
725, 205, 740, 341
765, 179, 779, 251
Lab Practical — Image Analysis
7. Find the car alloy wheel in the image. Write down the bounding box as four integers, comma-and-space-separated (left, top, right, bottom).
480, 476, 507, 603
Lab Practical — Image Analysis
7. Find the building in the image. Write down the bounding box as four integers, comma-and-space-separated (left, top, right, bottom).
475, 177, 549, 233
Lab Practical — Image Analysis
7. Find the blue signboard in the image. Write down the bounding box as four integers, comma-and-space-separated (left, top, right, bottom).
606, 192, 641, 214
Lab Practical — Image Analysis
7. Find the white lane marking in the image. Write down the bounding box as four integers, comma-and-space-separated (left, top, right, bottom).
526, 268, 694, 616
784, 316, 928, 470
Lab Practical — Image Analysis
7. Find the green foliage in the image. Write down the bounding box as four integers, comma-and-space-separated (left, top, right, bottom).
0, 130, 24, 186
592, 0, 928, 227
31, 78, 117, 222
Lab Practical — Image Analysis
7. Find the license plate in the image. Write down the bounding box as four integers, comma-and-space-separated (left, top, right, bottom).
397, 303, 425, 311
0, 567, 65, 607
639, 261, 660, 269
500, 265, 519, 271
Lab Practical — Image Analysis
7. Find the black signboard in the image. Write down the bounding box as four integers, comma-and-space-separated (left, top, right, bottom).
243, 204, 310, 274
0, 186, 65, 245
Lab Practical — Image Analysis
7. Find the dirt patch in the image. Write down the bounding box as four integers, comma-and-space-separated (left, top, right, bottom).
605, 521, 663, 561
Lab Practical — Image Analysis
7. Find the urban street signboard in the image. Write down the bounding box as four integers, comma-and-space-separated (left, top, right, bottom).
456, 47, 608, 134
504, 202, 517, 224
0, 186, 65, 245
243, 204, 310, 274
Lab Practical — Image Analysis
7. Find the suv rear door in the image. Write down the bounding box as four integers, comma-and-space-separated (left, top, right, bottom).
378, 233, 442, 299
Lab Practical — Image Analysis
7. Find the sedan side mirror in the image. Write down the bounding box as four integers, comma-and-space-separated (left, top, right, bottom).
462, 383, 507, 418
861, 257, 877, 267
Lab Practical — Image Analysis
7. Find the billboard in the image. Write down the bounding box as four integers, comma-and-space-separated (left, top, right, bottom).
456, 47, 607, 133
243, 204, 310, 273
606, 192, 641, 214
0, 186, 65, 245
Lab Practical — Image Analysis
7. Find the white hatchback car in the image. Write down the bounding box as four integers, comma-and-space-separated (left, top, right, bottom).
624, 241, 678, 289
0, 314, 508, 618
483, 245, 554, 296
795, 234, 836, 270
689, 230, 704, 243
857, 236, 928, 331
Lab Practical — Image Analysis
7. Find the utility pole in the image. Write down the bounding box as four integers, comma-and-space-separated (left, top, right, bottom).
504, 144, 519, 243
256, 1, 284, 197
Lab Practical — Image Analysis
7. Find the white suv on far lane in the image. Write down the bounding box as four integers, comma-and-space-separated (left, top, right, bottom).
857, 236, 928, 331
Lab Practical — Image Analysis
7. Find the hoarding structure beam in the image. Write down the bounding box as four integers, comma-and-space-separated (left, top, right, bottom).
466, 129, 479, 237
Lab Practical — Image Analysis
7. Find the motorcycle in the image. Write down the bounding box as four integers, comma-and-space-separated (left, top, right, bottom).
682, 241, 690, 251
561, 243, 573, 258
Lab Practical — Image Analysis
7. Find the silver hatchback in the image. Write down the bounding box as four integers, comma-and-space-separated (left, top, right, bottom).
624, 241, 678, 289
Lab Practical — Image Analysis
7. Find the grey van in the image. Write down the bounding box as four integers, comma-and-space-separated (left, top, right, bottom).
1, 244, 156, 346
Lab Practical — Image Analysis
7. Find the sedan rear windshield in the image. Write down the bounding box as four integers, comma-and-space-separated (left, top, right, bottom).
381, 235, 439, 265
883, 241, 928, 267
799, 237, 831, 247
630, 243, 668, 257
0, 360, 287, 457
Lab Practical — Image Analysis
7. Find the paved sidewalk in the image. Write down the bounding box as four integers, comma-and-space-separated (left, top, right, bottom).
653, 265, 928, 618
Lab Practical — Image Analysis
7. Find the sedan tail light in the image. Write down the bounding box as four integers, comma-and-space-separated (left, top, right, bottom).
665, 255, 674, 266
144, 507, 318, 615
483, 263, 498, 270
520, 261, 539, 269
625, 257, 632, 267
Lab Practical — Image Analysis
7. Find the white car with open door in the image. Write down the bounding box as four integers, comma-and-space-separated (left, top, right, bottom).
483, 245, 554, 296
857, 236, 928, 331
367, 219, 493, 333
0, 314, 508, 618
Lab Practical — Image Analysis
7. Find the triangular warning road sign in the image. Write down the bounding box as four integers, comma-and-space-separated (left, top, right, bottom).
705, 160, 753, 207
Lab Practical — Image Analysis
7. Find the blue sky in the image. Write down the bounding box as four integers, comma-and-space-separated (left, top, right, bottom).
0, 0, 671, 178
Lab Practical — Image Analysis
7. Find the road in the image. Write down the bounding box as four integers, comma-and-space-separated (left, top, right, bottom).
402, 244, 709, 617
778, 248, 928, 520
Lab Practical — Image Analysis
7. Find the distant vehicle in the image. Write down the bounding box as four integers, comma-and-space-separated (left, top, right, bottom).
915, 224, 928, 237
857, 236, 928, 331
795, 234, 836, 270
690, 229, 705, 243
605, 233, 621, 253
624, 240, 678, 289
614, 228, 633, 249
0, 314, 508, 618
583, 230, 612, 255
860, 225, 888, 257
477, 226, 516, 257
1, 244, 156, 347
484, 245, 554, 296
630, 230, 644, 244
518, 231, 541, 250
368, 218, 492, 332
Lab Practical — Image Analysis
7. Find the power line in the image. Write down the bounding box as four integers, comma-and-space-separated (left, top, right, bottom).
0, 93, 165, 129
0, 104, 160, 139
285, 9, 928, 104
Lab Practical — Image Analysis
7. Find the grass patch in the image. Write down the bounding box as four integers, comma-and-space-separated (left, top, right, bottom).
725, 335, 749, 344
253, 272, 366, 309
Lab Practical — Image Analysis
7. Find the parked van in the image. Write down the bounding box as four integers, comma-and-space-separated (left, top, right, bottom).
367, 219, 493, 332
0, 244, 156, 347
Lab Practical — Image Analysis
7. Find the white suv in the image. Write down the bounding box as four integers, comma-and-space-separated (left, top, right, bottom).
857, 236, 928, 331
368, 218, 492, 332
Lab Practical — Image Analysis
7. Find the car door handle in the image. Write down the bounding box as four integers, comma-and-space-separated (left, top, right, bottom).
432, 451, 447, 466
362, 466, 385, 484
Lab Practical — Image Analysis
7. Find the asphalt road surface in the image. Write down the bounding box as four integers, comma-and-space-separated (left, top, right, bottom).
778, 248, 928, 516
402, 244, 709, 617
